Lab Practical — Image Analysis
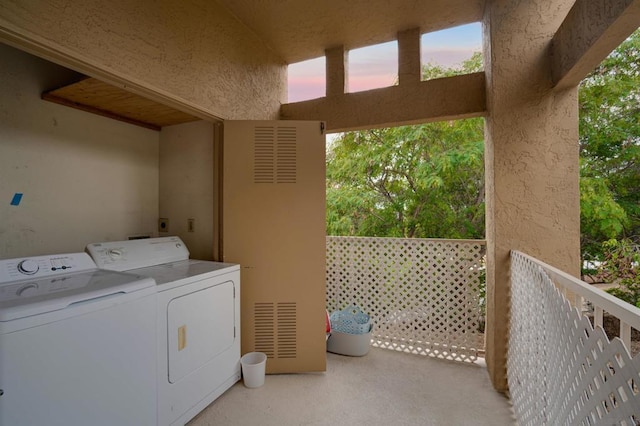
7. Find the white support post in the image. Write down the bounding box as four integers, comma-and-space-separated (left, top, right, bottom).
620, 321, 632, 350
574, 294, 584, 313
594, 306, 604, 329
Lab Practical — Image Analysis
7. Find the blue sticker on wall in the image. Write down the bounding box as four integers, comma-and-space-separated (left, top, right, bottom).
10, 193, 23, 206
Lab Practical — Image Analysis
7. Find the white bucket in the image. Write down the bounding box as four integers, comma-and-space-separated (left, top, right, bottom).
240, 352, 267, 388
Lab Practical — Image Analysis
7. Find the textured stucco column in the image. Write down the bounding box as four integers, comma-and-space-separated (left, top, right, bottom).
483, 0, 580, 392
398, 28, 421, 86
326, 46, 348, 97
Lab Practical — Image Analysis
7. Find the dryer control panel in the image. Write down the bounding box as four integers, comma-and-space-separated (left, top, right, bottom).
87, 236, 190, 271
0, 253, 97, 284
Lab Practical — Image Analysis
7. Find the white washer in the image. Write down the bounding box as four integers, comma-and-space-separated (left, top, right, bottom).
86, 237, 240, 426
0, 252, 157, 426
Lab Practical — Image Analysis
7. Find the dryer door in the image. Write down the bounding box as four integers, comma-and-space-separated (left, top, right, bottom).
167, 280, 235, 383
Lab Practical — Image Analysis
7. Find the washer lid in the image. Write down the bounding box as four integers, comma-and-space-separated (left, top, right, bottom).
0, 269, 155, 321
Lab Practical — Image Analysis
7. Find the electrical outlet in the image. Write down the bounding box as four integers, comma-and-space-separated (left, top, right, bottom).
158, 218, 169, 233
188, 218, 195, 232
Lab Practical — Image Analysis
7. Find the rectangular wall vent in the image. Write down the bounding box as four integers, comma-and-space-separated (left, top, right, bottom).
276, 127, 297, 184
253, 301, 297, 359
253, 126, 297, 184
276, 302, 297, 358
254, 302, 275, 357
253, 127, 275, 184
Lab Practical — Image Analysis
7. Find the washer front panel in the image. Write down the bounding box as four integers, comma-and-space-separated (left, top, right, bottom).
0, 288, 157, 426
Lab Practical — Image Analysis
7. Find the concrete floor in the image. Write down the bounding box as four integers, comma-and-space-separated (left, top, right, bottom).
188, 348, 516, 426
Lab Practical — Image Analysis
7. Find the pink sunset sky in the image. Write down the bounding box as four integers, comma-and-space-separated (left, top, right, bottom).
288, 23, 482, 103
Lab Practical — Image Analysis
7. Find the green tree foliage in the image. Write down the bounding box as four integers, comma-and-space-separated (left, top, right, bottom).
600, 239, 640, 308
327, 54, 484, 238
328, 30, 640, 259
579, 29, 640, 260
422, 51, 483, 80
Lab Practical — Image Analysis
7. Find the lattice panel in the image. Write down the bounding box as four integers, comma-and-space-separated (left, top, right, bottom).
509, 251, 640, 425
326, 237, 485, 362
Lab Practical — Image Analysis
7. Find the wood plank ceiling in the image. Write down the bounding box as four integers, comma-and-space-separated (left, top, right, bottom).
42, 78, 200, 131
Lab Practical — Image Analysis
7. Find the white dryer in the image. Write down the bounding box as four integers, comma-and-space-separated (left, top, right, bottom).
0, 252, 157, 426
86, 237, 240, 426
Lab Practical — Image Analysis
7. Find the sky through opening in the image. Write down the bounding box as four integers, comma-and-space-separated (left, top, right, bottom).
287, 22, 482, 103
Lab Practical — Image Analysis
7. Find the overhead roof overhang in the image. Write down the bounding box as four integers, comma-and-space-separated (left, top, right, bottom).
30, 0, 488, 128
217, 0, 486, 64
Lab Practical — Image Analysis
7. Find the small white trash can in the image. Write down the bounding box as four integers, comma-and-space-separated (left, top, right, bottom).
241, 352, 267, 388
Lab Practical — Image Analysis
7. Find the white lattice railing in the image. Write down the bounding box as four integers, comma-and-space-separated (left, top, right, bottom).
509, 251, 640, 425
326, 236, 485, 362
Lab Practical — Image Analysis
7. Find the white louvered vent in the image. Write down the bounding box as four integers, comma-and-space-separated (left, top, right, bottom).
253, 301, 298, 359
253, 126, 297, 184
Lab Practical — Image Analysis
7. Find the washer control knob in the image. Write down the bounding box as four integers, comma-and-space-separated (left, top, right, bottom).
107, 249, 123, 259
17, 260, 39, 275
16, 283, 38, 297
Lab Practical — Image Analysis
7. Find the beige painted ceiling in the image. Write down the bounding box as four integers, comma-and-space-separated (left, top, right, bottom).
216, 0, 486, 64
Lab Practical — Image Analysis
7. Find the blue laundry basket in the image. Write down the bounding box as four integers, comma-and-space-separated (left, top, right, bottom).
329, 305, 371, 335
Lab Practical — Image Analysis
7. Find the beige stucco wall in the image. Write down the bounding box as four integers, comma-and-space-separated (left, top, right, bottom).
552, 0, 640, 89
282, 29, 485, 131
159, 121, 216, 261
282, 72, 486, 132
483, 0, 580, 391
0, 0, 285, 121
0, 44, 159, 258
